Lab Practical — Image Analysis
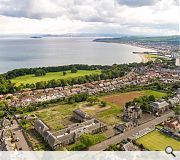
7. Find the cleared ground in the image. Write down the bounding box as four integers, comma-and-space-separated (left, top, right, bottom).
98, 90, 167, 125
101, 90, 167, 107
11, 70, 101, 85
79, 103, 111, 116
79, 103, 122, 126
33, 90, 167, 128
136, 130, 180, 151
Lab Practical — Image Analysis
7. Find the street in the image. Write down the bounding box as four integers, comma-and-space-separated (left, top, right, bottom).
88, 111, 175, 151
10, 119, 31, 151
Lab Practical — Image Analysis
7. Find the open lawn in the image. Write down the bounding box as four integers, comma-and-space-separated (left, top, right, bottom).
101, 90, 167, 107
11, 70, 101, 85
96, 104, 123, 125
34, 104, 79, 131
136, 130, 180, 151
145, 54, 159, 60
142, 90, 167, 98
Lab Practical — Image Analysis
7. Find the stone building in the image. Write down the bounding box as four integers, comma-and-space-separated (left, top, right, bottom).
123, 105, 142, 122
0, 118, 11, 129
34, 118, 107, 150
168, 97, 180, 108
150, 101, 169, 113
72, 109, 91, 122
0, 129, 14, 151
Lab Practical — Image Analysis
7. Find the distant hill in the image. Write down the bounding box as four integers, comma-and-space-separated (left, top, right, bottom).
94, 35, 180, 43
94, 35, 180, 53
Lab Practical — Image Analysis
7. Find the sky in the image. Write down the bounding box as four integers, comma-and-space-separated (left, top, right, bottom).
0, 0, 179, 35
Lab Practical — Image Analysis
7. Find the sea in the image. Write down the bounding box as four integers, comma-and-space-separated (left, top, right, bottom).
0, 36, 153, 73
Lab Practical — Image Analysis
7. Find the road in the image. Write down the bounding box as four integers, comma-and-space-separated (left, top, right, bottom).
88, 111, 174, 151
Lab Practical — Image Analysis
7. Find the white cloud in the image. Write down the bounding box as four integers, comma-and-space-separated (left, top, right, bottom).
0, 0, 179, 35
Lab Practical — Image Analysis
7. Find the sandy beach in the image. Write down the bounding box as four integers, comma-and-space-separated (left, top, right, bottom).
139, 54, 149, 63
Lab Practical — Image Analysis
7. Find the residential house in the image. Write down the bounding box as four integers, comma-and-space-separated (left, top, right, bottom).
0, 129, 14, 151
165, 116, 180, 132
122, 142, 139, 151
0, 118, 11, 129
168, 97, 180, 108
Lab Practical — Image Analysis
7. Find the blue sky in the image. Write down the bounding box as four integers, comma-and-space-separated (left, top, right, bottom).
0, 0, 179, 35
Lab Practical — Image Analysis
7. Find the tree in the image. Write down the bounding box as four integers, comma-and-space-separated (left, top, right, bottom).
149, 95, 155, 102
79, 134, 106, 148
0, 101, 6, 110
70, 142, 86, 151
63, 71, 67, 76
0, 84, 7, 93
87, 96, 99, 106
34, 69, 46, 77
125, 101, 132, 108
79, 134, 95, 147
100, 101, 107, 107
174, 105, 180, 115
71, 67, 78, 73
0, 111, 4, 118
36, 81, 46, 89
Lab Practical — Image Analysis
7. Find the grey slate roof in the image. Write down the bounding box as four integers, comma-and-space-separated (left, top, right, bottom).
46, 133, 60, 148
35, 119, 49, 132
115, 124, 126, 132
73, 109, 87, 118
151, 101, 169, 109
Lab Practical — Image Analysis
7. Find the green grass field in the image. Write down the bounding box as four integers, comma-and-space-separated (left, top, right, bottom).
11, 70, 101, 85
140, 90, 167, 98
136, 130, 180, 151
96, 104, 123, 125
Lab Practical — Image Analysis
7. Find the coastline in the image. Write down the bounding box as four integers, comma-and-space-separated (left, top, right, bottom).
138, 54, 149, 63
93, 40, 157, 63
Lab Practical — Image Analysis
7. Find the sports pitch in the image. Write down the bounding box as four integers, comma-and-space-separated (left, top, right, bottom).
136, 130, 180, 151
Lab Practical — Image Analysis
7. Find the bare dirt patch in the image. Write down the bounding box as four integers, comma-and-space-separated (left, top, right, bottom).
101, 91, 145, 107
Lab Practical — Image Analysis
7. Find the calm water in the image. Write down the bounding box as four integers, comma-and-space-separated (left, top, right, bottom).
0, 37, 152, 73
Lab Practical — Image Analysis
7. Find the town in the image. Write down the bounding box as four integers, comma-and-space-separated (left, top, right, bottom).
0, 57, 180, 151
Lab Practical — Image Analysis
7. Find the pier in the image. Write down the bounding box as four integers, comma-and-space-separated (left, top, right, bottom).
133, 51, 160, 54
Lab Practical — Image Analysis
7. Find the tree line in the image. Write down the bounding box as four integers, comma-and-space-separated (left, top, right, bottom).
5, 64, 112, 79
16, 67, 128, 90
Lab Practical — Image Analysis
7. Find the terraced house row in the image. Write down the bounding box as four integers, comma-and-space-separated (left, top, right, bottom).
0, 66, 180, 108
